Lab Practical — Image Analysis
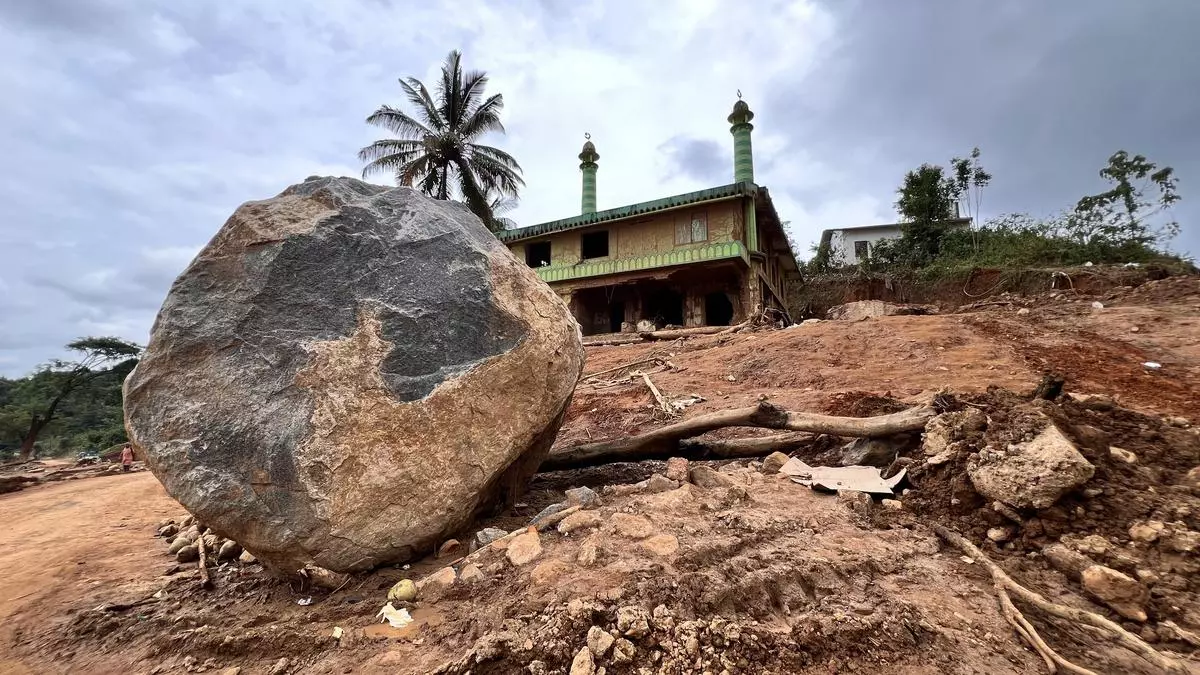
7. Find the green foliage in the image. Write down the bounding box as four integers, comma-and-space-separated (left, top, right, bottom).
0, 336, 141, 461
358, 50, 525, 232
845, 149, 1185, 276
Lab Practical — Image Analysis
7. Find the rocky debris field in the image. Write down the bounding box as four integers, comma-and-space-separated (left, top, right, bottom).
0, 458, 146, 495
2, 272, 1199, 674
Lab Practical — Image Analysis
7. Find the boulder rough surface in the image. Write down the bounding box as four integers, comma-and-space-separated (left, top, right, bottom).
124, 177, 583, 573
967, 421, 1095, 509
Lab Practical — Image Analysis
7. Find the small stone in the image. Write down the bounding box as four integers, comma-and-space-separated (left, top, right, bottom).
569, 646, 595, 675
387, 579, 417, 602
608, 513, 655, 540
1081, 565, 1148, 621
987, 526, 1016, 543
1082, 488, 1103, 499
218, 668, 242, 675
639, 534, 679, 557
269, 658, 289, 675
1165, 416, 1190, 428
611, 638, 636, 663
181, 515, 195, 528
565, 486, 602, 508
168, 538, 191, 555
238, 550, 257, 564
528, 502, 568, 528
1136, 569, 1159, 585
175, 544, 199, 563
836, 490, 873, 516
216, 540, 242, 561
158, 524, 180, 538
1164, 529, 1200, 554
458, 563, 485, 583
1183, 466, 1200, 488
761, 452, 789, 474
881, 499, 903, 511
689, 465, 735, 489
643, 474, 678, 494
1074, 534, 1109, 556
475, 527, 509, 548
617, 606, 651, 639
1109, 447, 1137, 464
557, 510, 603, 535
1016, 308, 1030, 316
436, 539, 461, 558
506, 529, 543, 566
1129, 326, 1140, 333
587, 626, 615, 658
578, 538, 601, 566
1129, 521, 1165, 543
416, 566, 457, 599
664, 457, 689, 482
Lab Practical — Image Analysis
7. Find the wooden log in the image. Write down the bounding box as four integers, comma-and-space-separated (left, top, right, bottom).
582, 357, 663, 380
641, 372, 673, 416
540, 401, 933, 472
638, 325, 728, 340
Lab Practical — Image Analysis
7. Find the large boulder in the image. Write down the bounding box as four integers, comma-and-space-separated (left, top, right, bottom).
124, 177, 583, 573
967, 420, 1094, 509
825, 300, 933, 321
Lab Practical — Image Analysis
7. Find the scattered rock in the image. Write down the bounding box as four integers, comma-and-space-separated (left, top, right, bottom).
991, 501, 1024, 523
1109, 446, 1138, 464
1129, 520, 1165, 544
839, 437, 898, 468
967, 420, 1094, 509
761, 452, 789, 474
639, 534, 679, 557
1184, 466, 1200, 489
577, 539, 601, 567
417, 566, 457, 598
216, 540, 242, 561
922, 409, 986, 457
175, 544, 199, 563
689, 465, 735, 489
557, 510, 604, 535
1016, 308, 1030, 316
269, 658, 289, 675
836, 490, 873, 516
611, 638, 636, 663
238, 550, 257, 564
987, 526, 1016, 543
1165, 416, 1190, 428
123, 177, 584, 574
616, 606, 651, 639
1164, 528, 1200, 554
388, 579, 417, 603
218, 668, 241, 675
826, 300, 930, 321
506, 529, 543, 566
458, 563, 485, 583
587, 626, 615, 658
564, 486, 602, 508
664, 457, 689, 483
1081, 565, 1149, 622
569, 646, 595, 675
157, 524, 179, 538
607, 513, 655, 540
1074, 534, 1110, 557
643, 474, 678, 494
475, 527, 509, 549
528, 503, 569, 528
881, 499, 903, 511
168, 538, 191, 555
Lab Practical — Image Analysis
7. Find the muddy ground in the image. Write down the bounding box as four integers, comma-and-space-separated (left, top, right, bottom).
1, 274, 1199, 675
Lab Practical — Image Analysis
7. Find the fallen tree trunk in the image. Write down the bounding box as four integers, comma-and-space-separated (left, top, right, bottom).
540, 401, 933, 471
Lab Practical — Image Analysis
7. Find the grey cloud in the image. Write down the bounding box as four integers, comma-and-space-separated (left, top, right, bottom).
658, 136, 729, 184
764, 0, 1200, 255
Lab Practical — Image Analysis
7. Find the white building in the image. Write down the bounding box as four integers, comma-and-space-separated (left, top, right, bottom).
818, 218, 971, 264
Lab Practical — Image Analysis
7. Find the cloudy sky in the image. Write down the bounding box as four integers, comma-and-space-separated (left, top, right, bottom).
1, 0, 1197, 376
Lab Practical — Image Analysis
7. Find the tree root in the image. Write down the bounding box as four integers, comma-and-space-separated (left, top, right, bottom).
933, 524, 1187, 674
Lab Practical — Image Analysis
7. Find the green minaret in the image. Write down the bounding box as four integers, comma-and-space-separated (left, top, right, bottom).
728, 94, 755, 184
579, 134, 599, 215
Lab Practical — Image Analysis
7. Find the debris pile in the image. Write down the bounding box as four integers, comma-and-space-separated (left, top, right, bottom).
123, 177, 584, 574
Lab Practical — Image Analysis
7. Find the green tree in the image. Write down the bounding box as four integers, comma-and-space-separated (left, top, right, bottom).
3, 337, 141, 461
1072, 150, 1180, 247
895, 164, 959, 262
358, 50, 525, 232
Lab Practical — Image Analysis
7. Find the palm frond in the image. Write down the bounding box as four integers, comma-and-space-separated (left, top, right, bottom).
467, 150, 525, 196
358, 139, 427, 178
437, 50, 464, 129
399, 77, 445, 131
365, 105, 432, 139
458, 69, 490, 121
471, 143, 523, 172
459, 93, 506, 140
454, 157, 502, 231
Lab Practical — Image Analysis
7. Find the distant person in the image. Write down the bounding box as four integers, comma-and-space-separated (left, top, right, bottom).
120, 444, 135, 472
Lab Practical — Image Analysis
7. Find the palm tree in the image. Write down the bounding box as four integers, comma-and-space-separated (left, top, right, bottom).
358, 50, 524, 232
489, 193, 519, 230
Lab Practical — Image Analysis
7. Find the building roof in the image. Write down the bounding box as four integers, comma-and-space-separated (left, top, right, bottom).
817, 217, 972, 248
497, 182, 757, 243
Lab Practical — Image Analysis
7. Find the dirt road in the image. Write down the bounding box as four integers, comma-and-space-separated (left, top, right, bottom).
0, 473, 179, 674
